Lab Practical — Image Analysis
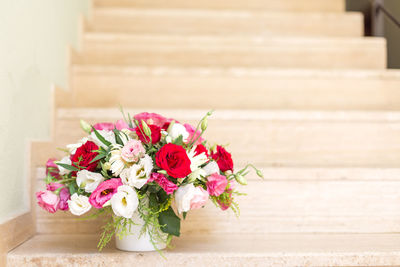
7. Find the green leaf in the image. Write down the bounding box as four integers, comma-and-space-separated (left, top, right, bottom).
158, 207, 181, 237
183, 212, 187, 220
92, 127, 111, 146
68, 182, 77, 195
113, 129, 124, 146
172, 135, 183, 146
56, 162, 79, 172
89, 154, 106, 164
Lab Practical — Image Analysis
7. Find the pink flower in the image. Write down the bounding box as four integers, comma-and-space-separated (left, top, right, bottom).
148, 173, 178, 195
46, 158, 60, 179
93, 122, 115, 131
190, 187, 209, 210
46, 183, 70, 211
115, 119, 130, 130
36, 190, 59, 213
121, 140, 145, 163
134, 112, 173, 127
89, 178, 122, 209
184, 123, 204, 145
206, 173, 228, 196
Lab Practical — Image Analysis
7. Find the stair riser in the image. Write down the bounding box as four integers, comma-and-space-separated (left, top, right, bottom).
73, 44, 386, 69
35, 178, 400, 234
87, 11, 363, 37
69, 71, 400, 110
93, 0, 345, 12
54, 114, 400, 167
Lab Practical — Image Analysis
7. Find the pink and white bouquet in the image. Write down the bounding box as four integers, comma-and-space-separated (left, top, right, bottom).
36, 110, 263, 251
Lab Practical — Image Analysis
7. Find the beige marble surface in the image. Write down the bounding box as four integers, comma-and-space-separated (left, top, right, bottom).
7, 233, 400, 266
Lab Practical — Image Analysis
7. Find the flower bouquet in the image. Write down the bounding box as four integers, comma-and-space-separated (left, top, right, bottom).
36, 110, 263, 251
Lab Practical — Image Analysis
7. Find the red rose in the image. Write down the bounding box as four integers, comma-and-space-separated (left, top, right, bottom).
70, 141, 100, 172
195, 144, 209, 158
136, 124, 161, 144
211, 145, 234, 172
156, 143, 191, 178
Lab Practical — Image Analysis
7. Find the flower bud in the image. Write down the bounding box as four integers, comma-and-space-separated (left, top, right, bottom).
80, 120, 92, 134
141, 121, 152, 137
103, 162, 111, 171
201, 117, 208, 131
256, 170, 264, 178
235, 174, 248, 185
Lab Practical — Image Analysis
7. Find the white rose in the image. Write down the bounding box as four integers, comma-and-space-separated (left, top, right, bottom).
174, 184, 197, 214
66, 137, 88, 155
202, 161, 220, 176
120, 155, 153, 189
68, 193, 91, 216
168, 123, 189, 142
111, 185, 139, 219
76, 170, 105, 193
57, 156, 72, 176
89, 130, 116, 148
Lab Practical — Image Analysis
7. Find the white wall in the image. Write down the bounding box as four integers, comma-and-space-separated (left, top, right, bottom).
0, 0, 89, 222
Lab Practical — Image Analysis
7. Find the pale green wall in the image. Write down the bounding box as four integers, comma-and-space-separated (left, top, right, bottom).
0, 0, 89, 222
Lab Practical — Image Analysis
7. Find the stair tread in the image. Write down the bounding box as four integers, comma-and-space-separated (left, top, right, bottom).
84, 32, 383, 45
92, 7, 358, 17
93, 0, 345, 13
57, 108, 400, 122
8, 233, 400, 266
72, 65, 400, 79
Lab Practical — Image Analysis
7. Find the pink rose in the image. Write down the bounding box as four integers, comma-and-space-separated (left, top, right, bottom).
148, 173, 178, 195
89, 178, 122, 209
121, 140, 145, 163
190, 187, 209, 210
134, 112, 173, 127
93, 122, 115, 131
184, 123, 204, 145
47, 183, 70, 211
36, 190, 59, 213
206, 173, 228, 196
45, 158, 60, 179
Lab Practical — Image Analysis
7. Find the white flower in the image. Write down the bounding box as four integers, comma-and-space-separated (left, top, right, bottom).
187, 145, 208, 172
120, 155, 153, 189
89, 130, 116, 148
66, 137, 88, 155
111, 185, 139, 219
202, 161, 220, 176
57, 156, 72, 176
168, 123, 189, 142
68, 193, 91, 216
76, 170, 105, 193
109, 146, 125, 177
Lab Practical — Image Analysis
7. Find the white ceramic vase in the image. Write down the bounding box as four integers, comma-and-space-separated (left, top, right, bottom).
115, 210, 167, 252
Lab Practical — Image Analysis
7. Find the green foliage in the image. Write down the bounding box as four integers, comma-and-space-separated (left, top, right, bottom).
92, 127, 111, 146
56, 162, 79, 172
158, 207, 181, 237
113, 129, 124, 145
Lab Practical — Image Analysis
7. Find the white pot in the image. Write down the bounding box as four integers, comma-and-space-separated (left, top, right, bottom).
115, 210, 167, 252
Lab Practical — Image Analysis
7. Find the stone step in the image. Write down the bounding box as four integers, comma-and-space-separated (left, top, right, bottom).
69, 66, 400, 110
7, 234, 400, 266
34, 167, 400, 235
54, 109, 400, 167
93, 0, 345, 12
86, 8, 363, 37
73, 34, 386, 69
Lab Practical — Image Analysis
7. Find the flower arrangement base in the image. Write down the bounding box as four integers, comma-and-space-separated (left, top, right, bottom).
115, 212, 167, 252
